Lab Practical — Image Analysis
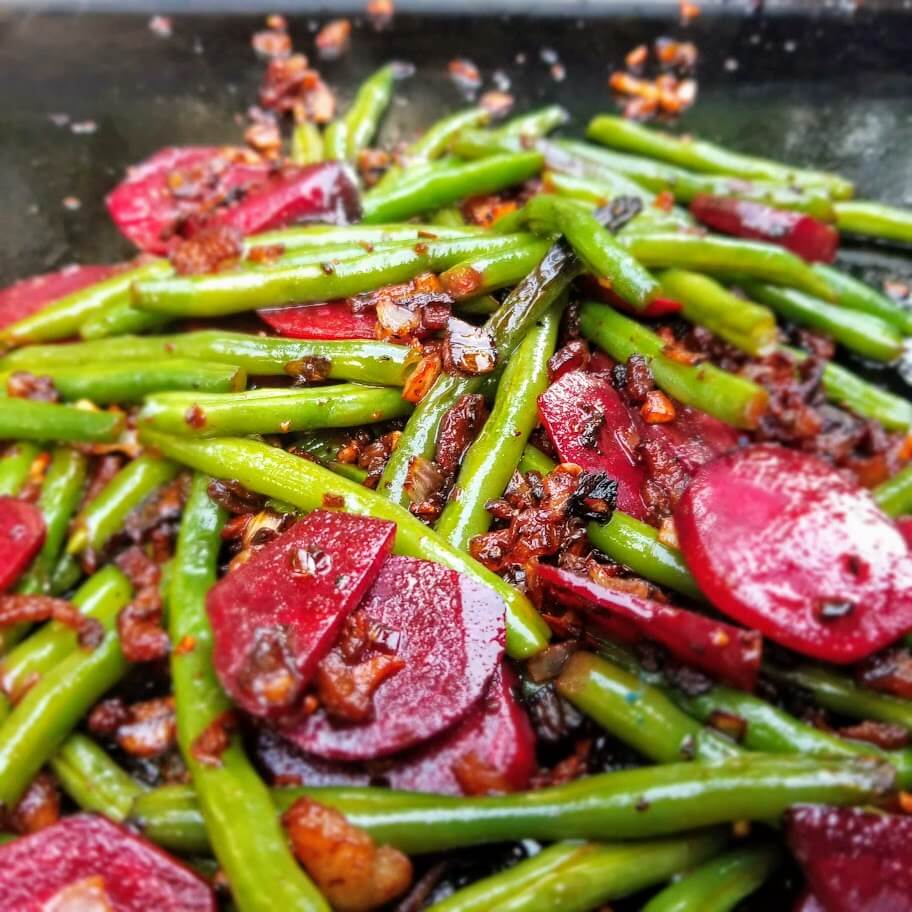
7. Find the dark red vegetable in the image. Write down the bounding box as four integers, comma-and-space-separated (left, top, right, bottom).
537, 563, 762, 690
538, 370, 648, 519
0, 264, 119, 330
897, 516, 912, 549
786, 804, 912, 912
283, 555, 505, 760
583, 276, 683, 318
690, 195, 839, 264
259, 301, 379, 340
675, 445, 912, 663
642, 404, 740, 474
207, 510, 395, 717
0, 814, 214, 911
0, 497, 46, 593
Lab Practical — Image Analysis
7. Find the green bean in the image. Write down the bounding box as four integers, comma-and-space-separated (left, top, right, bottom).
0, 260, 171, 347
16, 447, 87, 597
291, 121, 324, 166
436, 306, 559, 549
0, 398, 123, 443
587, 512, 702, 601
545, 166, 654, 205
344, 64, 396, 160
290, 430, 370, 483
380, 237, 580, 509
766, 663, 912, 732
835, 200, 912, 245
580, 301, 768, 429
517, 443, 556, 476
815, 264, 912, 334
0, 442, 41, 496
874, 463, 912, 515
169, 474, 329, 911
49, 555, 82, 597
140, 384, 411, 438
620, 232, 835, 301
430, 206, 468, 227
497, 105, 569, 140
407, 107, 489, 162
67, 455, 179, 555
440, 239, 551, 299
586, 115, 854, 198
1, 360, 245, 405
743, 281, 904, 363
0, 565, 131, 708
322, 119, 348, 161
557, 652, 740, 763
132, 234, 536, 316
79, 302, 171, 340
430, 833, 725, 912
139, 429, 549, 659
49, 732, 145, 821
641, 844, 781, 912
247, 222, 484, 252
659, 269, 778, 355
2, 331, 410, 387
361, 153, 543, 224
128, 753, 894, 856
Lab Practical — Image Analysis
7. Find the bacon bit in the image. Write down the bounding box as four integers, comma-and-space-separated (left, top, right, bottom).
282, 797, 412, 912
238, 626, 303, 711
366, 0, 394, 30
116, 696, 177, 758
548, 340, 591, 384
857, 647, 912, 700
315, 19, 352, 60
323, 492, 345, 509
315, 650, 405, 723
707, 709, 748, 742
174, 634, 196, 655
461, 194, 518, 228
260, 55, 336, 125
452, 752, 514, 796
526, 641, 580, 684
403, 456, 446, 507
246, 242, 285, 265
252, 28, 291, 59
654, 189, 675, 212
191, 710, 238, 767
10, 772, 59, 835
839, 720, 910, 751
357, 430, 401, 488
184, 404, 207, 429
436, 393, 489, 477
88, 698, 130, 737
208, 478, 267, 515
610, 71, 660, 102
680, 0, 701, 24
244, 117, 283, 159
531, 738, 590, 789
900, 791, 912, 815
448, 58, 482, 95
6, 370, 59, 403
440, 264, 483, 299
286, 355, 332, 383
357, 148, 391, 187
169, 223, 243, 275
625, 44, 649, 71
442, 319, 497, 376
657, 516, 680, 549
480, 91, 514, 117
117, 587, 170, 663
402, 352, 442, 404
655, 38, 699, 71
376, 300, 422, 342
0, 595, 104, 654
641, 389, 677, 424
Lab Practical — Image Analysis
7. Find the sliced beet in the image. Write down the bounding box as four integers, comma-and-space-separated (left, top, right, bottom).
254, 727, 371, 788
207, 510, 395, 718
283, 555, 505, 761
0, 497, 46, 593
538, 563, 761, 690
786, 805, 912, 912
538, 370, 647, 519
582, 276, 683, 318
675, 444, 912, 663
0, 814, 214, 911
389, 665, 535, 795
0, 263, 119, 330
690, 195, 839, 263
641, 404, 740, 474
259, 301, 380, 340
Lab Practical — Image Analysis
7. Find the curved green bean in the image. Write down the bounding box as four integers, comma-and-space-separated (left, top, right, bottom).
517, 443, 556, 476
815, 263, 912, 334
835, 200, 912, 245
291, 121, 323, 166
345, 64, 396, 160
0, 442, 41, 496
874, 463, 912, 515
440, 239, 551, 299
322, 119, 348, 161
409, 106, 489, 162
0, 398, 123, 443
79, 301, 171, 340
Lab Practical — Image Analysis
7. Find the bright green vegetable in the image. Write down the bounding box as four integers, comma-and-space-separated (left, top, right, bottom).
0, 398, 123, 443
874, 463, 912, 515
440, 239, 551, 299
291, 121, 324, 166
0, 442, 41, 496
815, 263, 912, 334
345, 64, 396, 160
835, 200, 912, 245
79, 301, 170, 340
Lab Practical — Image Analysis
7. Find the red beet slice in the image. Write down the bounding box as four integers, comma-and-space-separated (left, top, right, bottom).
786, 805, 912, 912
0, 814, 214, 911
690, 195, 839, 263
389, 665, 535, 795
675, 444, 912, 663
641, 404, 740, 474
582, 276, 683, 318
259, 301, 380, 340
897, 517, 912, 549
0, 497, 46, 593
207, 510, 395, 718
538, 370, 648, 519
254, 727, 371, 788
283, 555, 505, 760
538, 563, 762, 690
0, 263, 119, 330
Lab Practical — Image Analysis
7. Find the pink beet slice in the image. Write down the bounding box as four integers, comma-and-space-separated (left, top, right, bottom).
538, 563, 762, 690
0, 263, 119, 330
389, 665, 535, 795
0, 814, 214, 911
0, 497, 46, 593
207, 510, 395, 717
786, 805, 912, 912
538, 370, 647, 519
641, 404, 740, 474
675, 444, 912, 663
254, 727, 371, 788
259, 301, 380, 340
284, 555, 506, 761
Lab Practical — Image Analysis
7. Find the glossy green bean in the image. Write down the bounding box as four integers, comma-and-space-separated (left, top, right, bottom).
50, 732, 145, 821
246, 222, 484, 252
641, 844, 781, 912
0, 398, 123, 443
140, 384, 411, 437
517, 443, 556, 476
580, 301, 769, 429
586, 115, 854, 198
291, 121, 324, 166
497, 105, 569, 140
814, 264, 912, 334
835, 200, 912, 245
408, 106, 489, 162
0, 442, 41, 496
874, 463, 912, 515
128, 753, 894, 856
436, 306, 559, 549
658, 269, 778, 356
79, 302, 171, 340
440, 239, 551, 299
544, 166, 654, 205
138, 429, 549, 659
344, 64, 396, 160
587, 512, 702, 600
322, 119, 348, 161
744, 281, 904, 363
67, 455, 179, 555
